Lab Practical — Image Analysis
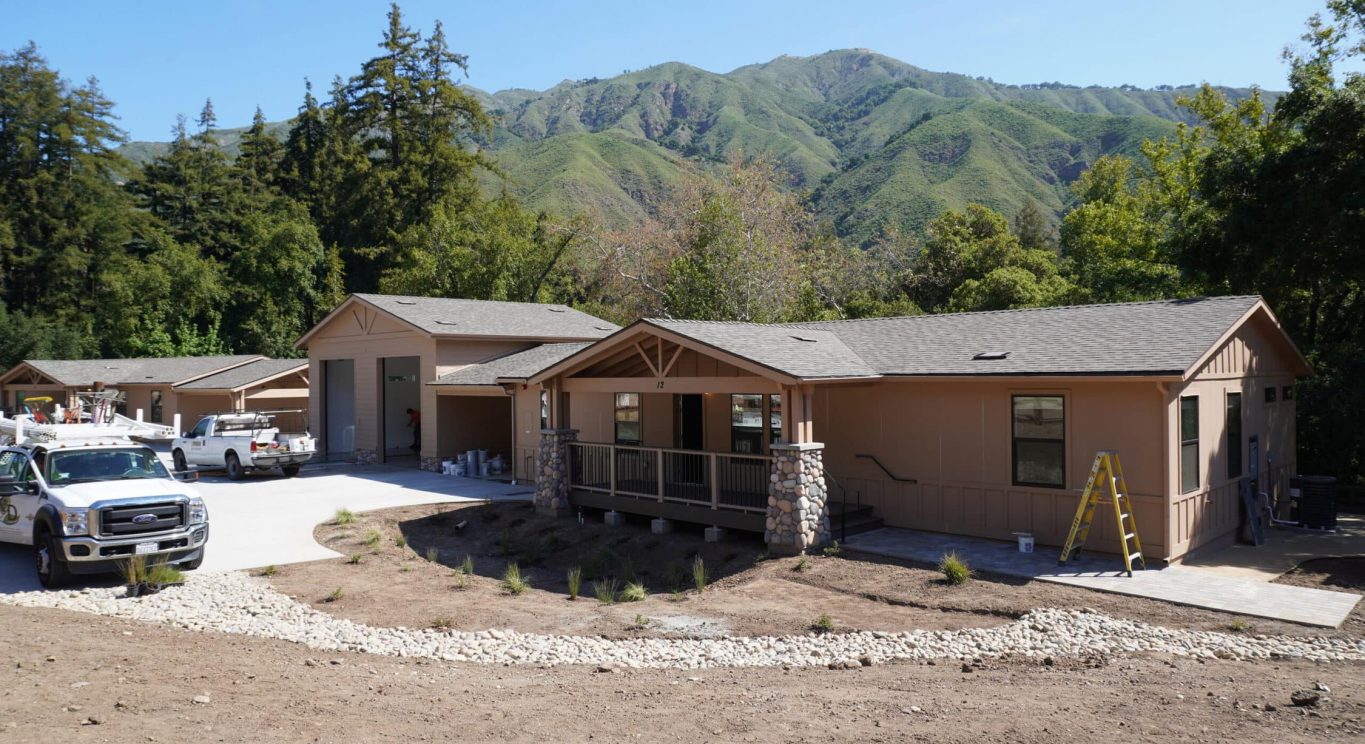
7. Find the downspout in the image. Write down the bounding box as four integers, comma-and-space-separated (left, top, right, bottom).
1156, 381, 1171, 562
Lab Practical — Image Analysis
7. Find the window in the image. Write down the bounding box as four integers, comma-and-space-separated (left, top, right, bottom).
1282, 385, 1294, 401
189, 417, 211, 438
539, 390, 549, 430
1264, 386, 1277, 403
150, 390, 163, 424
1226, 392, 1242, 479
614, 393, 641, 444
1181, 396, 1200, 493
1012, 395, 1065, 488
769, 393, 783, 445
730, 394, 764, 454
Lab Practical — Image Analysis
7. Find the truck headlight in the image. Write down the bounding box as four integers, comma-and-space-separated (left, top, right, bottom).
60, 508, 89, 536
188, 497, 208, 525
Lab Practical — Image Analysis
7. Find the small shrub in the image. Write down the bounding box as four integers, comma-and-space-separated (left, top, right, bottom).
501, 563, 529, 595
324, 587, 344, 603
431, 617, 453, 630
1229, 618, 1249, 633
691, 556, 707, 593
425, 546, 440, 563
633, 613, 650, 627
399, 563, 412, 573
461, 555, 474, 575
811, 613, 834, 633
259, 564, 278, 577
593, 577, 619, 604
346, 553, 363, 565
121, 555, 147, 586
334, 508, 356, 525
620, 581, 647, 602
822, 540, 842, 557
394, 535, 407, 548
145, 563, 183, 585
567, 566, 582, 600
671, 590, 682, 603
364, 529, 383, 548
792, 556, 810, 572
939, 551, 972, 585
453, 574, 467, 591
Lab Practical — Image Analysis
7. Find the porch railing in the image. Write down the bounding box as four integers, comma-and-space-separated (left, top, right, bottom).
567, 442, 770, 514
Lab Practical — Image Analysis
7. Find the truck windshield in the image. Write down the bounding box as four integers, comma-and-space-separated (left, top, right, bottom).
45, 448, 171, 486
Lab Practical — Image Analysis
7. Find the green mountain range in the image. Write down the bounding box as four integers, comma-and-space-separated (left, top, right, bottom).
121, 49, 1271, 243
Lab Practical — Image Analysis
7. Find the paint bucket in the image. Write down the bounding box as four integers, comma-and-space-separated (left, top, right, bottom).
1015, 532, 1035, 553
452, 462, 466, 477
480, 461, 491, 478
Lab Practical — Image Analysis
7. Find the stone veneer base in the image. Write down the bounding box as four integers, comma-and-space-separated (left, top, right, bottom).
764, 443, 830, 554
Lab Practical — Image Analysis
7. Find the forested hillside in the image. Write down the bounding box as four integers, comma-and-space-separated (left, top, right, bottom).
2, 2, 1361, 483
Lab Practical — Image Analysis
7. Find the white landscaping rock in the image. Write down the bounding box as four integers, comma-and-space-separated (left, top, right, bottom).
2, 572, 1362, 669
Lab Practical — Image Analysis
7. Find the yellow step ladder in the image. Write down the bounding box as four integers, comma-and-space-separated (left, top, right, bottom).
1058, 451, 1146, 576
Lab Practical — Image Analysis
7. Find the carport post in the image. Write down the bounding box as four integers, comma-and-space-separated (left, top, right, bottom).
534, 428, 578, 518
173, 413, 182, 435
764, 443, 831, 555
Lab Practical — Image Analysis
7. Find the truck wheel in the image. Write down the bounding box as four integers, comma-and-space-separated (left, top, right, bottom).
281, 465, 300, 477
180, 549, 205, 571
225, 453, 245, 481
173, 449, 188, 472
34, 525, 71, 589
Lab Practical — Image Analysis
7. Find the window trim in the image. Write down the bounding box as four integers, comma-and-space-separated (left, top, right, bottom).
1011, 393, 1066, 489
1180, 395, 1200, 494
613, 392, 641, 445
1225, 391, 1242, 480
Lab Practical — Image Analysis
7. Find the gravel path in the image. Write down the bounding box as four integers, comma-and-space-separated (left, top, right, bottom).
4, 572, 1363, 668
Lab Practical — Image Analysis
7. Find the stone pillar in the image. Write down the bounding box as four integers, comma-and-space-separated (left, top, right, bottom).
765, 442, 830, 554
535, 428, 578, 517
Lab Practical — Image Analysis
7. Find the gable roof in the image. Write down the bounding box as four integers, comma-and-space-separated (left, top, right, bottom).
295, 294, 619, 347
527, 296, 1305, 383
175, 358, 308, 391
3, 355, 263, 387
787, 295, 1272, 377
431, 343, 593, 387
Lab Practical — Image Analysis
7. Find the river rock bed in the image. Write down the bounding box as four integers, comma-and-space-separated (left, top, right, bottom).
3, 572, 1362, 668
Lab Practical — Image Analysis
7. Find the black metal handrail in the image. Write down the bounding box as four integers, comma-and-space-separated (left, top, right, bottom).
824, 470, 861, 544
856, 453, 917, 483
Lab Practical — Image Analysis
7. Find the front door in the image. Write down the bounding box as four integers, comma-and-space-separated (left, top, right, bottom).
674, 394, 704, 451
670, 395, 706, 494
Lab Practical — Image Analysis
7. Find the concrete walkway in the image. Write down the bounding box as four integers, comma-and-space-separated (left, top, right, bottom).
0, 465, 531, 594
1181, 515, 1365, 581
845, 527, 1363, 628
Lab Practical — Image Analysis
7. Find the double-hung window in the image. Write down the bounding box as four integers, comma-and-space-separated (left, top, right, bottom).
614, 393, 641, 445
730, 394, 764, 454
1012, 395, 1065, 488
1181, 396, 1200, 493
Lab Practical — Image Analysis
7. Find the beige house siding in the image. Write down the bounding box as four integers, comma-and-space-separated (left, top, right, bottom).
1166, 313, 1302, 558
811, 378, 1169, 558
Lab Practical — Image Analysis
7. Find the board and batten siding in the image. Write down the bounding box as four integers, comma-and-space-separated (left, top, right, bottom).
1166, 313, 1301, 559
813, 379, 1170, 559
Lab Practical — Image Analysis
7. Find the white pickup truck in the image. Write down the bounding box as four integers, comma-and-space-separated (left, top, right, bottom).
172, 412, 316, 480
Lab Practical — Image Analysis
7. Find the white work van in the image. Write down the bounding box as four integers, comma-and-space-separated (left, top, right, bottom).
172, 411, 316, 480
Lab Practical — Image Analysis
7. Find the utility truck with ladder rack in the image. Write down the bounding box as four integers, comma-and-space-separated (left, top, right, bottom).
0, 408, 209, 588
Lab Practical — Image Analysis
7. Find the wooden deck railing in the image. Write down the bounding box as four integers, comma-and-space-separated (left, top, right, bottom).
566, 442, 770, 513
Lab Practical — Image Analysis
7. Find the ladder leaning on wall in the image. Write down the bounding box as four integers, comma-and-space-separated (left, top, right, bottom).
1058, 450, 1146, 576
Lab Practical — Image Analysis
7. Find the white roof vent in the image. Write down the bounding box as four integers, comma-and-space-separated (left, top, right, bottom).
395, 300, 417, 305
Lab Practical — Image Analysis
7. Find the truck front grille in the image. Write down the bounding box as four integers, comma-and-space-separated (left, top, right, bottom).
98, 501, 186, 537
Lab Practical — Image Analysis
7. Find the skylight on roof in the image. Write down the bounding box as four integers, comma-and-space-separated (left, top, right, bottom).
972, 351, 1010, 360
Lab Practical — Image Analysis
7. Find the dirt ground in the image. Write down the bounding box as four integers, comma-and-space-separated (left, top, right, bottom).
1275, 558, 1365, 635
2, 603, 1364, 744
267, 501, 1365, 640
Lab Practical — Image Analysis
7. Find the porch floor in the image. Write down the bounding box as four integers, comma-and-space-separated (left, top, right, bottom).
844, 527, 1363, 628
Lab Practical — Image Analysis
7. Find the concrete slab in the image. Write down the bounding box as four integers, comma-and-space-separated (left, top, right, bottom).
0, 464, 531, 594
1181, 515, 1365, 582
845, 527, 1363, 628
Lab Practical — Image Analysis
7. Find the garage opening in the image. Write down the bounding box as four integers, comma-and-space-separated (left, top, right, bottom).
437, 394, 513, 477
382, 356, 421, 464
323, 359, 355, 460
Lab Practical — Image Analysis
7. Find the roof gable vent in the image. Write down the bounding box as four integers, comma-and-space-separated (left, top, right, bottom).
972, 351, 1010, 360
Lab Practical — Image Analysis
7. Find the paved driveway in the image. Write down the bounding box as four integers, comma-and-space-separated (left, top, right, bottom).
0, 465, 532, 593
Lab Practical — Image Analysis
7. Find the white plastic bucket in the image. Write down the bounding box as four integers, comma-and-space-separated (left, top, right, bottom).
1015, 533, 1035, 553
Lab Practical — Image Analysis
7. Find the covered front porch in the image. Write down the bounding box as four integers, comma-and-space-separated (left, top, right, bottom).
527, 320, 854, 552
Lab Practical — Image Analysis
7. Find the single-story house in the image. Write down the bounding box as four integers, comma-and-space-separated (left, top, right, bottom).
294, 294, 618, 468
0, 355, 309, 430
502, 295, 1309, 562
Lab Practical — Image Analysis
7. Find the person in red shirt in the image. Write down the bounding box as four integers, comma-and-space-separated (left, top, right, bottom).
406, 408, 421, 453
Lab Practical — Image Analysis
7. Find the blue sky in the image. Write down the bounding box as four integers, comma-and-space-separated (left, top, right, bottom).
1, 0, 1333, 140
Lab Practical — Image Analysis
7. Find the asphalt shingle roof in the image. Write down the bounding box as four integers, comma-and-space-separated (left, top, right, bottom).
22, 355, 262, 386
432, 343, 593, 386
785, 296, 1263, 376
176, 358, 308, 391
354, 294, 619, 339
646, 319, 880, 379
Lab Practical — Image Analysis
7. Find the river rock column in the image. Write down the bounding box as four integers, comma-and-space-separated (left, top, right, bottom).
765, 442, 830, 554
535, 428, 578, 518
